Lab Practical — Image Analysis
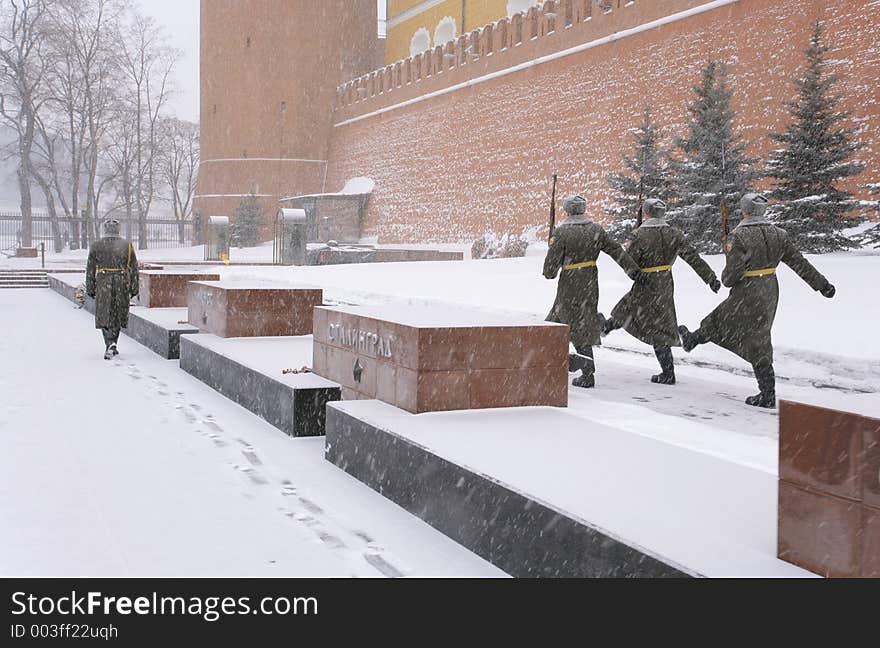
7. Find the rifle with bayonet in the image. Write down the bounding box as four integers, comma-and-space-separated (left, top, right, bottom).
548, 171, 558, 242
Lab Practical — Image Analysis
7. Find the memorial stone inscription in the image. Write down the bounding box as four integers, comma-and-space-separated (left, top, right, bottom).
313, 304, 569, 414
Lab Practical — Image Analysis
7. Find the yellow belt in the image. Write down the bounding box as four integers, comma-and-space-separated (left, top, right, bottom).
743, 268, 777, 278
563, 261, 598, 271
97, 268, 125, 274
642, 265, 673, 273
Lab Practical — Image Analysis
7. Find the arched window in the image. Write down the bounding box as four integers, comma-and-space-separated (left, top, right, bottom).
409, 27, 431, 57
434, 16, 457, 47
507, 0, 539, 17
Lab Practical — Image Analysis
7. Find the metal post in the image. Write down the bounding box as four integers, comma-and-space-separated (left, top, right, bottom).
40, 242, 45, 268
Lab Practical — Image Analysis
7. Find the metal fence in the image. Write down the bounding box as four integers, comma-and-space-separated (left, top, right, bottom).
0, 212, 195, 253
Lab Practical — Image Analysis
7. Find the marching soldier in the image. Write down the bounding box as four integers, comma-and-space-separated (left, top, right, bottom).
600, 199, 720, 385
86, 219, 139, 360
544, 195, 641, 388
678, 194, 836, 408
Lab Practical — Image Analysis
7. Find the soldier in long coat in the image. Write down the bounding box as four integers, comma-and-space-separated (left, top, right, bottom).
679, 194, 836, 408
544, 195, 641, 388
601, 199, 720, 385
86, 219, 139, 360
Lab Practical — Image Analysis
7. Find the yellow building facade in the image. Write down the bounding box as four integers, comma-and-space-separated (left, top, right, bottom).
386, 0, 539, 64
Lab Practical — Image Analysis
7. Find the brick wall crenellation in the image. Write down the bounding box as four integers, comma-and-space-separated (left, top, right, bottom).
325, 0, 880, 244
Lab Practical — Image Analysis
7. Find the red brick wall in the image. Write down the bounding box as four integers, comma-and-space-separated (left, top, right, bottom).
326, 0, 880, 243
196, 0, 379, 223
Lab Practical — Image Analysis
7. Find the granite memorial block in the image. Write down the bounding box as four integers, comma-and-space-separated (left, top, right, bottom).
138, 270, 221, 308
778, 400, 880, 577
312, 304, 569, 413
187, 281, 323, 338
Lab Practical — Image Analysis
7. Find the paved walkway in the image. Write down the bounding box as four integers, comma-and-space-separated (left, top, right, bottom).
0, 289, 502, 577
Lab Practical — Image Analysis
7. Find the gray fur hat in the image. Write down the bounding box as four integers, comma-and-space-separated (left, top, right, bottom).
740, 193, 769, 217
563, 195, 587, 215
642, 198, 667, 219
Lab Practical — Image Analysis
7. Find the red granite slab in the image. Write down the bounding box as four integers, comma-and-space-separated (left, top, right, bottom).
312, 305, 568, 414
187, 281, 322, 338
778, 400, 880, 578
139, 271, 221, 308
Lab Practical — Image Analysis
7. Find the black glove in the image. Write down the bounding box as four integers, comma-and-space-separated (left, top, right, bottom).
820, 283, 836, 299
709, 279, 721, 293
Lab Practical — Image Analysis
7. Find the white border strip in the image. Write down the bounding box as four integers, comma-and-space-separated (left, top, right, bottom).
335, 0, 739, 128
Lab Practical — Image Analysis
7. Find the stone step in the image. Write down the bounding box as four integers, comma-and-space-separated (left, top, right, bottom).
0, 280, 50, 287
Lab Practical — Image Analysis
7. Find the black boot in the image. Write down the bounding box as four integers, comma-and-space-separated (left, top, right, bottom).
572, 371, 595, 388
651, 346, 676, 385
598, 313, 617, 337
746, 363, 776, 408
571, 345, 595, 388
678, 325, 704, 353
569, 353, 589, 372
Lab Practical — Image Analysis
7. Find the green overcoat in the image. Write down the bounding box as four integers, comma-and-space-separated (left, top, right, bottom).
699, 219, 830, 366
544, 215, 639, 348
86, 236, 139, 330
610, 218, 718, 347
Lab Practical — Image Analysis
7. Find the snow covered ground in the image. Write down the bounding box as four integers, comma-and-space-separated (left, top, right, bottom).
0, 289, 503, 577
3, 245, 877, 577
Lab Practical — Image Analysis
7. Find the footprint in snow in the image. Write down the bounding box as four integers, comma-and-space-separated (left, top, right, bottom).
297, 497, 324, 515
352, 530, 374, 544
364, 553, 406, 578
242, 450, 262, 466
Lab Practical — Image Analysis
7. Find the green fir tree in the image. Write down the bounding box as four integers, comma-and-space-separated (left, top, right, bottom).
859, 183, 880, 248
669, 61, 755, 253
606, 107, 674, 239
766, 21, 865, 253
231, 195, 264, 248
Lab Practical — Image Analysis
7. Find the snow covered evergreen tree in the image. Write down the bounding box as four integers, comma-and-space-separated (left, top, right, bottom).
231, 195, 263, 248
766, 22, 865, 253
606, 107, 674, 239
669, 61, 755, 253
858, 183, 880, 248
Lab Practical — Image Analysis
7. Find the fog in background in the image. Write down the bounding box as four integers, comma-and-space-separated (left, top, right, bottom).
1, 0, 387, 209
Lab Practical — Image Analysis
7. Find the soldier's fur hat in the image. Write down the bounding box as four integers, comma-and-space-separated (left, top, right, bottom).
563, 195, 587, 215
103, 218, 121, 235
740, 193, 769, 218
642, 198, 667, 219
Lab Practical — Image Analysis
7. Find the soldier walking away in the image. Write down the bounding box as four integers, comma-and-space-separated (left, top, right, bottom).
678, 194, 836, 408
544, 195, 641, 388
600, 199, 721, 385
86, 219, 139, 360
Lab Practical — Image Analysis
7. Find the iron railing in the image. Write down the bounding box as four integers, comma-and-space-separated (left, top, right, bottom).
0, 212, 195, 253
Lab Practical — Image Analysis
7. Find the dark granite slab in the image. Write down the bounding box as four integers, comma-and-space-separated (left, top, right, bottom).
180, 335, 341, 437
325, 402, 691, 578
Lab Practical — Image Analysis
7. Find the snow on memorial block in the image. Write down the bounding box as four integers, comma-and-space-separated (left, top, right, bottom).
138, 270, 221, 308
187, 280, 323, 338
312, 304, 569, 414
